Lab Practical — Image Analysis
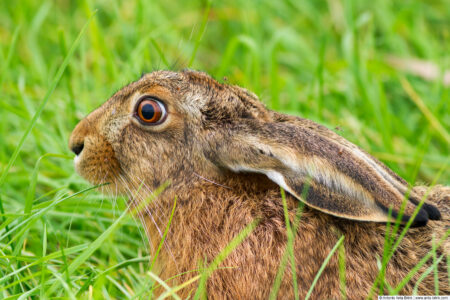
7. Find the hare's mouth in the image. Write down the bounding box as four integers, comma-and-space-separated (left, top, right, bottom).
73, 150, 122, 189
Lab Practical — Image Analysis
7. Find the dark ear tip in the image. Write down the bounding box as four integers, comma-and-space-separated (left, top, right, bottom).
422, 203, 441, 220
392, 208, 429, 227
408, 208, 429, 228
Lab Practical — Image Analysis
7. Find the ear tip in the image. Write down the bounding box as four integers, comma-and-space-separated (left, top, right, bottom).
389, 207, 429, 227
422, 203, 441, 220
408, 208, 429, 228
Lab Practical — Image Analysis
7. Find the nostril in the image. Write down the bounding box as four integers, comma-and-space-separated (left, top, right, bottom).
71, 142, 84, 156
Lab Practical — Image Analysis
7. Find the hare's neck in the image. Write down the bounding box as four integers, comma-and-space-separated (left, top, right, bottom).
139, 173, 275, 270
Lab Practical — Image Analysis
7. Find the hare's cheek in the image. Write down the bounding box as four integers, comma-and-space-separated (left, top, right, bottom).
74, 136, 121, 185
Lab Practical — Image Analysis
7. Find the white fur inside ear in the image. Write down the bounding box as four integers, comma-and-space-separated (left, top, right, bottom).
266, 171, 290, 192
230, 165, 288, 188
230, 161, 388, 222
230, 165, 293, 196
230, 152, 377, 211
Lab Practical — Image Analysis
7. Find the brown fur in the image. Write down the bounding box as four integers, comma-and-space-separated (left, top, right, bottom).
146, 180, 449, 299
69, 70, 449, 298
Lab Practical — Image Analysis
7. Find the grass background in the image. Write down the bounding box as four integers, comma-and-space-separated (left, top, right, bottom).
0, 0, 449, 298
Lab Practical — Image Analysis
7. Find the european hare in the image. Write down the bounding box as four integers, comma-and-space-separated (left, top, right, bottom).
69, 70, 449, 298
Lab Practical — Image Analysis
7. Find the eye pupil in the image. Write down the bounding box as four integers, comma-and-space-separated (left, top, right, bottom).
141, 103, 155, 120
136, 98, 167, 125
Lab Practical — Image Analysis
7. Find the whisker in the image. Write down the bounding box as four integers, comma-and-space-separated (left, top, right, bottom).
117, 174, 152, 255
193, 172, 232, 189
123, 173, 167, 225
119, 172, 180, 272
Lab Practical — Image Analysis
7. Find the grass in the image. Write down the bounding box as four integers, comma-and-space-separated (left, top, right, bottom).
0, 0, 449, 298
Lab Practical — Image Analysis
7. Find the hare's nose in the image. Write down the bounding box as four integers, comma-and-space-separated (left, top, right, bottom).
69, 117, 91, 156
71, 142, 84, 156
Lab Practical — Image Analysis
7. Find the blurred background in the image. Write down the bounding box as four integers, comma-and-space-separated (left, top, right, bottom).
0, 0, 449, 298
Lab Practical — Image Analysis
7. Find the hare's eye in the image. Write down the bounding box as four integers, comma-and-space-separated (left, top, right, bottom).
136, 98, 167, 125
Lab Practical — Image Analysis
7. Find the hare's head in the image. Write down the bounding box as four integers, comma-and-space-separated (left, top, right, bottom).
69, 70, 440, 226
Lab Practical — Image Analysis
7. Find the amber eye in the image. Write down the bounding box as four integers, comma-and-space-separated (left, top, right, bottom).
136, 98, 167, 125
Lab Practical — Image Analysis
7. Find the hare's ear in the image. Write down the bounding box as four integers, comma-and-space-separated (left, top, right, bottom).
212, 120, 438, 226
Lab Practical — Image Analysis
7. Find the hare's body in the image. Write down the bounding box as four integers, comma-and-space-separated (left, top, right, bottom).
69, 70, 449, 298
145, 176, 449, 299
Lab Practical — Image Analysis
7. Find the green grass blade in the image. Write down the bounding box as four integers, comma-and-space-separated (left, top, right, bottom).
193, 218, 259, 300
147, 271, 182, 300
269, 185, 307, 300
280, 188, 299, 300
0, 13, 95, 237
0, 26, 20, 86
392, 230, 449, 294
0, 185, 101, 244
367, 163, 447, 298
45, 207, 129, 295
401, 77, 450, 144
151, 39, 170, 68
412, 254, 444, 295
338, 241, 347, 299
157, 274, 201, 300
188, 0, 211, 67
149, 196, 177, 271
40, 221, 48, 299
12, 154, 71, 257
0, 13, 94, 190
305, 235, 345, 300
0, 244, 88, 285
